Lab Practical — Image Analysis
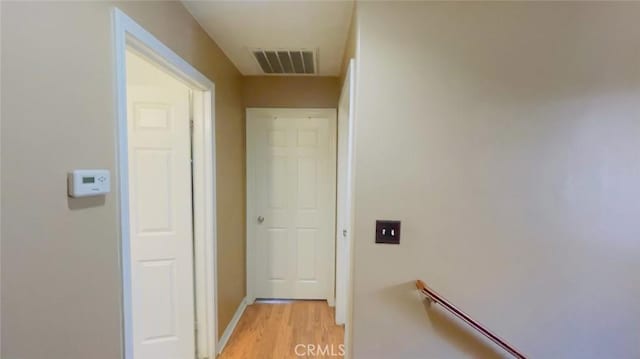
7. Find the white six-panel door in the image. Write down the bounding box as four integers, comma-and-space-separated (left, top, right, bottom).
127, 84, 195, 359
247, 108, 336, 300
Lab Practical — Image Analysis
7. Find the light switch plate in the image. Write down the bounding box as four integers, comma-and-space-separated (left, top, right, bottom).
375, 220, 401, 244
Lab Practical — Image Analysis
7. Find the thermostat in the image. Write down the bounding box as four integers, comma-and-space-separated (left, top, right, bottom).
68, 169, 110, 198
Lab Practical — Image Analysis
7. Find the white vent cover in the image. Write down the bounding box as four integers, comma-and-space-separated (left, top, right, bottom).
251, 48, 317, 75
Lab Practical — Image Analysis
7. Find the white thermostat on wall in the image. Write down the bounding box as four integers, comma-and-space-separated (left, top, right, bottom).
67, 169, 111, 198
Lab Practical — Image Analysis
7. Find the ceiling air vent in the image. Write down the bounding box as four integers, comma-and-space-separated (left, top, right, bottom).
252, 49, 317, 75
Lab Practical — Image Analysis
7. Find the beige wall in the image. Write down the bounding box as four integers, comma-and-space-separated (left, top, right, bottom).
340, 2, 357, 85
352, 2, 640, 358
0, 1, 245, 357
243, 76, 340, 109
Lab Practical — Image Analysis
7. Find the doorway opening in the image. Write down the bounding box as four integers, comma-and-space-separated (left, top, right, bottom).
234, 104, 353, 358
114, 9, 217, 359
243, 107, 341, 358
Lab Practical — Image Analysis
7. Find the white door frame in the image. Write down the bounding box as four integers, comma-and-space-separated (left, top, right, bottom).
335, 59, 356, 325
246, 108, 337, 304
113, 8, 218, 359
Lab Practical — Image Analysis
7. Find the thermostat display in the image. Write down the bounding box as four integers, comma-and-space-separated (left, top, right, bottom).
68, 169, 110, 197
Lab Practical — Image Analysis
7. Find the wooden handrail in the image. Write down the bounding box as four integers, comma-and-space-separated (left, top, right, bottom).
416, 280, 527, 359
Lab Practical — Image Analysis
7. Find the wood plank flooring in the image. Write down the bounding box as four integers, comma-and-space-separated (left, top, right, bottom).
219, 300, 344, 359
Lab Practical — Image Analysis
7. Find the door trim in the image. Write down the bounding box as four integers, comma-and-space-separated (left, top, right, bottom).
114, 8, 218, 359
246, 108, 337, 303
335, 59, 356, 325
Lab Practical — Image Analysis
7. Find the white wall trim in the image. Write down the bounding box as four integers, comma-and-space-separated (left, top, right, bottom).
217, 297, 249, 355
335, 59, 356, 325
113, 8, 218, 359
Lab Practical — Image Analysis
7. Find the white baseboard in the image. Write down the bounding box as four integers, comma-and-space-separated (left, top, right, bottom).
217, 296, 249, 354
327, 296, 335, 307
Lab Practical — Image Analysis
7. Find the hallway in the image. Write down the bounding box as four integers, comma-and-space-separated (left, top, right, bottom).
219, 301, 344, 359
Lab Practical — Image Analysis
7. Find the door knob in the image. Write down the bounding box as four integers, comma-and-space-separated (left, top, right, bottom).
343, 229, 348, 237
257, 216, 265, 223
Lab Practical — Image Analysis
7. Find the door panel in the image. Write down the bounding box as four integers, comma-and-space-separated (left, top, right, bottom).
135, 149, 173, 233
139, 259, 177, 340
248, 109, 336, 300
127, 84, 195, 359
267, 229, 288, 280
297, 229, 317, 280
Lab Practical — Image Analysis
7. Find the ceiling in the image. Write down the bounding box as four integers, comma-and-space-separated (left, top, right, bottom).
182, 0, 354, 77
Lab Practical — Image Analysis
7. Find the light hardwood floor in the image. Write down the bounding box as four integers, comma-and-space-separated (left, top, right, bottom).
219, 300, 344, 359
